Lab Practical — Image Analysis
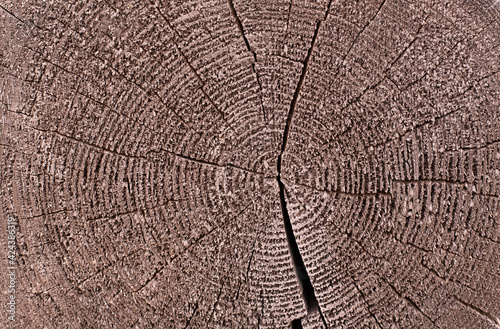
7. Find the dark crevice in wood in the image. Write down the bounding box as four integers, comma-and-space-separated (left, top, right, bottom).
174, 42, 228, 122
69, 249, 143, 293
291, 318, 303, 329
332, 0, 387, 83
277, 1, 332, 326
279, 19, 320, 156
453, 295, 500, 327
367, 22, 498, 153
277, 176, 319, 314
279, 0, 332, 154
404, 296, 439, 327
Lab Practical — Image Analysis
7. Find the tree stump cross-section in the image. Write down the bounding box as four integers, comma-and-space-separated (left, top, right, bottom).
0, 0, 499, 328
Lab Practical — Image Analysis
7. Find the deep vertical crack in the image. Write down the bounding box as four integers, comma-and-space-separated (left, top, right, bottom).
277, 2, 331, 328
277, 176, 319, 314
279, 0, 331, 155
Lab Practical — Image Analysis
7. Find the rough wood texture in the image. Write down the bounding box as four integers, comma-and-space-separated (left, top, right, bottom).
0, 0, 499, 328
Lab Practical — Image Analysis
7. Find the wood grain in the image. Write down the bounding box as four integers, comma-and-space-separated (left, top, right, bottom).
1, 0, 499, 328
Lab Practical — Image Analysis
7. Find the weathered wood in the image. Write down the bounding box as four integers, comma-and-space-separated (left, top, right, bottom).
0, 0, 499, 328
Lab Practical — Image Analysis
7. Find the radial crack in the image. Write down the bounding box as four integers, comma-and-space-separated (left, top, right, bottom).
279, 20, 320, 156
152, 1, 233, 130
277, 177, 318, 314
276, 3, 332, 326
227, 0, 267, 122
453, 296, 500, 327
226, 0, 254, 60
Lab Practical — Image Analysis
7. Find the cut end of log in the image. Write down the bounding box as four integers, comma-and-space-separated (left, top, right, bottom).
0, 0, 499, 328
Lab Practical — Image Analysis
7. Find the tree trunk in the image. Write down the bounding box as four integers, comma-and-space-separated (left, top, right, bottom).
1, 0, 499, 328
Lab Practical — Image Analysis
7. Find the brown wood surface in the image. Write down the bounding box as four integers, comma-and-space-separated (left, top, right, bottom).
0, 0, 499, 328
